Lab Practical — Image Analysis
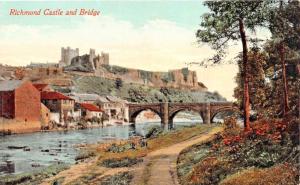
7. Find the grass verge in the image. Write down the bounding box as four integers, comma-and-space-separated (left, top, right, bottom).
96, 124, 216, 168
0, 164, 70, 185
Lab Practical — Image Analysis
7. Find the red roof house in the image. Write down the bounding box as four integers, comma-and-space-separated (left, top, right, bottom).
79, 103, 103, 119
41, 91, 73, 100
80, 103, 103, 112
41, 91, 74, 122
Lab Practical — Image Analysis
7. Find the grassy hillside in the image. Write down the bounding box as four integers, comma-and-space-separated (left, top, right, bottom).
54, 75, 226, 103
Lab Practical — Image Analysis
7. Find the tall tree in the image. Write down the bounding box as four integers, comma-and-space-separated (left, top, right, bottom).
196, 1, 271, 130
263, 40, 299, 117
268, 0, 300, 116
115, 78, 123, 90
234, 49, 271, 119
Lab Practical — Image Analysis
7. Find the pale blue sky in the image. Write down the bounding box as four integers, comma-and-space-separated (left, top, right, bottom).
0, 1, 239, 100
0, 1, 207, 28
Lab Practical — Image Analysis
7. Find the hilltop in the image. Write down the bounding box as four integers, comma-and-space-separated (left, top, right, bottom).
0, 63, 226, 103
0, 47, 226, 103
60, 75, 225, 103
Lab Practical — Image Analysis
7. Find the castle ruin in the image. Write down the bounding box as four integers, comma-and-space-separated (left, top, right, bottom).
59, 47, 206, 91
59, 47, 79, 67
60, 47, 109, 70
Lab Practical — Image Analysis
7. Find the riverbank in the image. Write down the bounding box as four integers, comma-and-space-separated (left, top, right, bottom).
0, 124, 135, 177
0, 118, 128, 136
177, 118, 299, 185
39, 124, 220, 185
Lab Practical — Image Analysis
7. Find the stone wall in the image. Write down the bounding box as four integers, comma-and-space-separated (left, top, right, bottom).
94, 65, 207, 91
41, 103, 51, 128
0, 118, 41, 134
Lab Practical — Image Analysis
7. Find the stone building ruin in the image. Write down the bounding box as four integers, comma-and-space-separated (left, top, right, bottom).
59, 47, 206, 91
60, 47, 109, 71
59, 47, 79, 67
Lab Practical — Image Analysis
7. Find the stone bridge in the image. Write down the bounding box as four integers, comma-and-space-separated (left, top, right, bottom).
128, 102, 239, 129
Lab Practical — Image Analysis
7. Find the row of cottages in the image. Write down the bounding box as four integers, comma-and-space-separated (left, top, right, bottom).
37, 85, 105, 125
68, 93, 129, 122
0, 80, 104, 133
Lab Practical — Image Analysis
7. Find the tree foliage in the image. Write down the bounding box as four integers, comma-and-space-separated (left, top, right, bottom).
197, 1, 274, 130
234, 49, 272, 118
233, 0, 300, 118
115, 77, 123, 90
196, 1, 271, 63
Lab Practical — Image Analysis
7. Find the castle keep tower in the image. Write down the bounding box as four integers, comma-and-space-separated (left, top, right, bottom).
62, 47, 110, 72
59, 47, 79, 67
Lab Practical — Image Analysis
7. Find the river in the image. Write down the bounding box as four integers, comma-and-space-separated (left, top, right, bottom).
0, 119, 202, 176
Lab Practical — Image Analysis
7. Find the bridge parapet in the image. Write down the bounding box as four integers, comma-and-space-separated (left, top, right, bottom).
128, 102, 238, 130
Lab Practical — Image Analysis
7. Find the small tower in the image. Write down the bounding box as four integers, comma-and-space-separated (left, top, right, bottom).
101, 52, 109, 65
89, 49, 96, 70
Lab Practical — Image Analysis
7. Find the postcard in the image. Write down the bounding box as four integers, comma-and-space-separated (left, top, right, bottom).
0, 1, 299, 185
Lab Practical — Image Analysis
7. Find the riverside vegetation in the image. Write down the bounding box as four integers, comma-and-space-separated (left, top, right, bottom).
0, 164, 70, 185
38, 124, 217, 185
177, 117, 299, 185
4, 117, 298, 185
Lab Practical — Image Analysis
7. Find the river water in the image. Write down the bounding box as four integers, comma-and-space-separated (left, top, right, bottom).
0, 119, 202, 176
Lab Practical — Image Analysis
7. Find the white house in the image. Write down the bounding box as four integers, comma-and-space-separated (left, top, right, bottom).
79, 103, 103, 119
97, 95, 129, 122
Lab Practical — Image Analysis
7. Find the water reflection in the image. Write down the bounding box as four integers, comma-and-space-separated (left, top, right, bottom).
0, 120, 200, 175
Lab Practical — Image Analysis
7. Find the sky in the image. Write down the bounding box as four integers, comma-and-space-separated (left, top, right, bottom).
0, 1, 245, 100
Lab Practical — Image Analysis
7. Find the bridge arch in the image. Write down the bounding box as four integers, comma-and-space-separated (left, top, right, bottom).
210, 107, 241, 123
168, 108, 204, 129
129, 107, 162, 124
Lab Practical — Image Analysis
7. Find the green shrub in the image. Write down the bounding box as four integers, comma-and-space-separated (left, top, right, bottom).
67, 173, 101, 185
223, 117, 240, 137
101, 157, 143, 168
177, 145, 211, 181
102, 65, 128, 75
220, 164, 299, 185
100, 172, 133, 185
186, 157, 234, 185
0, 164, 69, 185
229, 136, 293, 168
75, 150, 96, 161
106, 143, 132, 153
145, 126, 164, 139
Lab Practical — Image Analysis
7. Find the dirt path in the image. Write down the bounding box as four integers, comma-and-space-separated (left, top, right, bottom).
130, 127, 223, 185
40, 127, 222, 185
40, 158, 130, 185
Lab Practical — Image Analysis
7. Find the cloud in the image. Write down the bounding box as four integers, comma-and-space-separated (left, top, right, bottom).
0, 15, 241, 100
